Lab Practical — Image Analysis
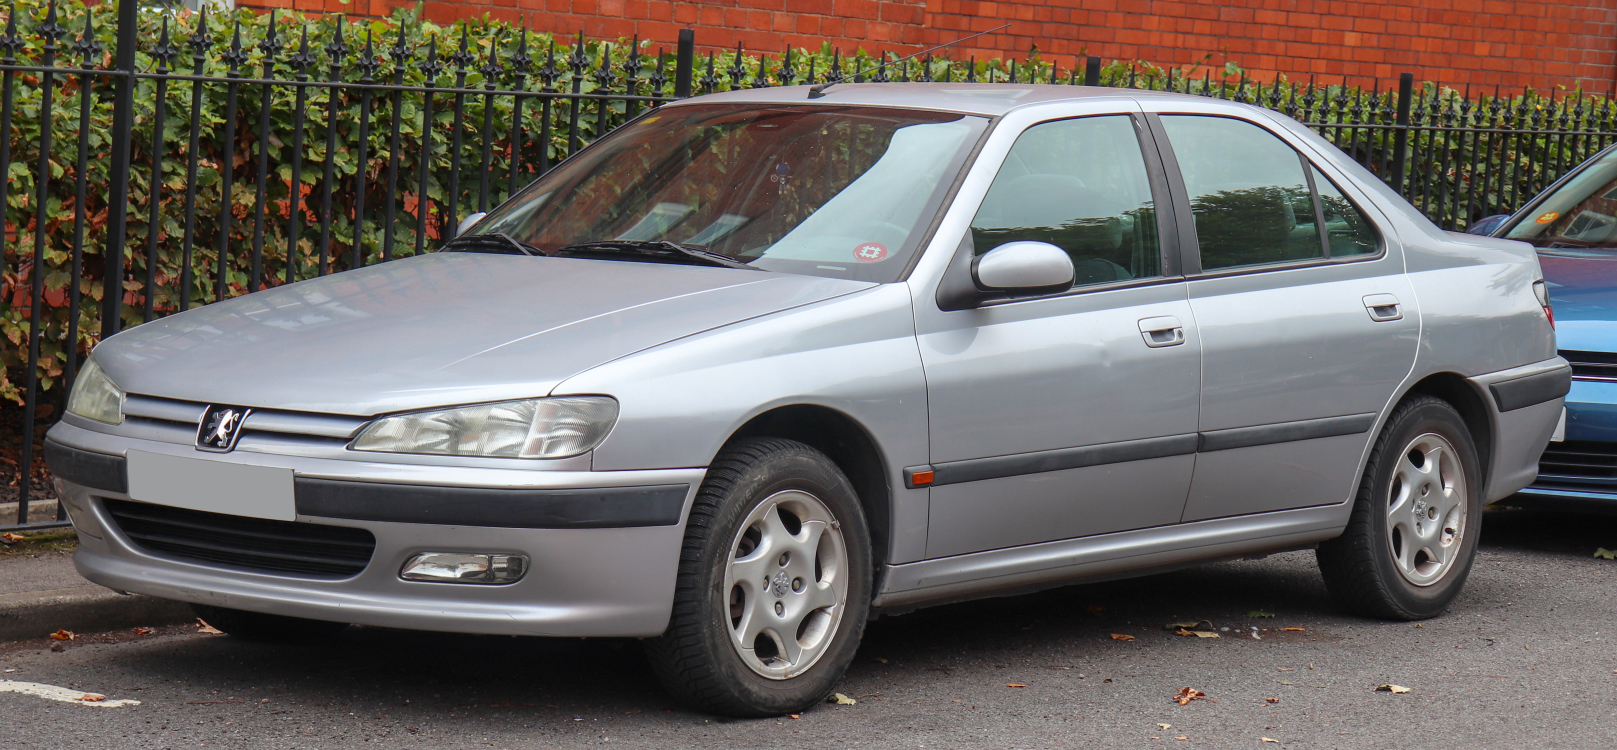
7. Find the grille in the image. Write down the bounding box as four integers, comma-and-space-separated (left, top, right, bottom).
1536, 440, 1617, 485
121, 394, 368, 447
103, 499, 375, 578
1560, 350, 1617, 381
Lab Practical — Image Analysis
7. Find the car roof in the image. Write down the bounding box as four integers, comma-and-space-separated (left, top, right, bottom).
665, 82, 1230, 117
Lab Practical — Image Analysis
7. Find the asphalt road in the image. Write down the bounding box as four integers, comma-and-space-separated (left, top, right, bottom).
5, 507, 1615, 749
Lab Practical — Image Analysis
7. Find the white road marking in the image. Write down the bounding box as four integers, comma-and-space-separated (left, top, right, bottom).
0, 680, 140, 707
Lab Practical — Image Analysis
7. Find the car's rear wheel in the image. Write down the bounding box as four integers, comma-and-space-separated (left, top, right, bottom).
189, 604, 349, 642
644, 438, 872, 717
1317, 395, 1482, 620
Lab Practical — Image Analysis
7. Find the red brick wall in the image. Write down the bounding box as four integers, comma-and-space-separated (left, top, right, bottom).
246, 0, 1617, 92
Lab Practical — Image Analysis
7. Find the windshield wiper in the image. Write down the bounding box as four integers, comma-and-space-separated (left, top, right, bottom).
441, 232, 545, 257
553, 240, 761, 271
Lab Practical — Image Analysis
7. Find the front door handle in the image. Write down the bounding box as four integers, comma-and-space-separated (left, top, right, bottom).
1363, 293, 1403, 322
1138, 315, 1186, 348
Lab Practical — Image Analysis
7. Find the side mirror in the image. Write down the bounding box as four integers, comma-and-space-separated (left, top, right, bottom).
973, 241, 1074, 293
456, 212, 488, 238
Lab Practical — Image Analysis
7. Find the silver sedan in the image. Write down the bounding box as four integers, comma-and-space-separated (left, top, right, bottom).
47, 84, 1566, 716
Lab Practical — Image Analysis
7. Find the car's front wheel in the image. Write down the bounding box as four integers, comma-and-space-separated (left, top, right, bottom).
644, 438, 872, 716
1317, 395, 1483, 619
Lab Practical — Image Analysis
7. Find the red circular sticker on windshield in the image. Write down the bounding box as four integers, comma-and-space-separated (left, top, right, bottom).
854, 242, 889, 263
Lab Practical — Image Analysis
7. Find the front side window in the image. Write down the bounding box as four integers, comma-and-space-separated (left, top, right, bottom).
471, 104, 989, 282
1160, 115, 1324, 270
970, 115, 1161, 288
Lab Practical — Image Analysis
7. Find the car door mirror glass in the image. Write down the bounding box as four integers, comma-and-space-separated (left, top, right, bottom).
973, 241, 1075, 292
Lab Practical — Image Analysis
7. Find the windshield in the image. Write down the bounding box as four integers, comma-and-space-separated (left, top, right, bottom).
470, 104, 988, 281
1505, 147, 1617, 253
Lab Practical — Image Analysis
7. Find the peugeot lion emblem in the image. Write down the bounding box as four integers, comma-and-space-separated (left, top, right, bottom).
196, 405, 251, 452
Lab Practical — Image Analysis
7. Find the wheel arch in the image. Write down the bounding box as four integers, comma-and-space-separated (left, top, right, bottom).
1400, 372, 1494, 485
725, 405, 893, 577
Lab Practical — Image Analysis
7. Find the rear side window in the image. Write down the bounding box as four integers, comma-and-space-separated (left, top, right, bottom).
1160, 115, 1323, 270
970, 115, 1161, 288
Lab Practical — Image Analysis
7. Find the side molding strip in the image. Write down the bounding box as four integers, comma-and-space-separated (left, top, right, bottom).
921, 413, 1380, 487
1489, 365, 1572, 412
930, 434, 1200, 487
1197, 413, 1377, 452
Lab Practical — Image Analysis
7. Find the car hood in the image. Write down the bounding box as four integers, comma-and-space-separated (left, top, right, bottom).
95, 253, 875, 416
1541, 250, 1617, 353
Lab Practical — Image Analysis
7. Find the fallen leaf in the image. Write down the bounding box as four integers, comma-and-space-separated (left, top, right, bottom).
1174, 628, 1219, 638
1282, 627, 1305, 632
1165, 620, 1213, 631
1173, 687, 1211, 705
0, 533, 25, 542
1176, 737, 1189, 741
1158, 723, 1172, 729
131, 628, 153, 636
1265, 697, 1279, 703
1006, 683, 1027, 688
1277, 667, 1294, 671
828, 693, 856, 705
195, 619, 225, 635
1278, 680, 1294, 685
1103, 678, 1113, 683
1595, 548, 1616, 560
48, 630, 73, 642
787, 714, 800, 719
1086, 605, 1104, 613
79, 693, 106, 702
871, 657, 888, 664
1374, 684, 1411, 694
1110, 633, 1136, 642
1262, 738, 1280, 743
1247, 610, 1276, 618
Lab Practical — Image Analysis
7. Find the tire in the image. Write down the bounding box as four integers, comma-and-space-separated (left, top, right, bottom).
189, 604, 350, 642
1317, 395, 1483, 620
644, 437, 873, 717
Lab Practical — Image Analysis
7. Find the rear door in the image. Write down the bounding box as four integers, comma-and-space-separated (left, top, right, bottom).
915, 107, 1204, 558
1141, 105, 1419, 521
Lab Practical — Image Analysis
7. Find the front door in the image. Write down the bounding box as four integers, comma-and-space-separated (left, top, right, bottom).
915, 112, 1203, 558
1145, 110, 1420, 521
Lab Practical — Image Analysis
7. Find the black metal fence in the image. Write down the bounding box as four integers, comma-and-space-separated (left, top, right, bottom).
5, 0, 1617, 529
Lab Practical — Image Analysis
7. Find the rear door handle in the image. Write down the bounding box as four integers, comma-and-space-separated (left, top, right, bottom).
1363, 293, 1403, 322
1138, 315, 1186, 348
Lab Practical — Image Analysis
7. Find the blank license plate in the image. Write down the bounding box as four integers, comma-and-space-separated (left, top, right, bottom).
125, 450, 296, 521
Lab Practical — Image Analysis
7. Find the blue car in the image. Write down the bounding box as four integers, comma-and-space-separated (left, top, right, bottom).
1484, 146, 1617, 509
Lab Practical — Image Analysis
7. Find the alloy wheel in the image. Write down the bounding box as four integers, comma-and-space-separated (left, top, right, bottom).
722, 489, 849, 680
1385, 432, 1469, 586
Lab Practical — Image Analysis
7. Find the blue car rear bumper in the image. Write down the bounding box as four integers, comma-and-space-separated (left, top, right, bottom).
1513, 378, 1617, 509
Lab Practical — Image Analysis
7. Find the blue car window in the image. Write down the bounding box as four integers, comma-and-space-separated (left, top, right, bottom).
1505, 149, 1617, 249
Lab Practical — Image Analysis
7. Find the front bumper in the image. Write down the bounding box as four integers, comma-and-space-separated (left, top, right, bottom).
1511, 377, 1617, 511
47, 421, 704, 638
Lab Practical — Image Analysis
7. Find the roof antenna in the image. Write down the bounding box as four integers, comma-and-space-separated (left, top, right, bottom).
807, 23, 1011, 99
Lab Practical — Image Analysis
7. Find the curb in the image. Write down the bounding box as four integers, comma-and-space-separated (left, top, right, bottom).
0, 587, 194, 642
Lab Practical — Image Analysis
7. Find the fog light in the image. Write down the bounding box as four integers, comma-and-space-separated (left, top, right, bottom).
399, 552, 528, 584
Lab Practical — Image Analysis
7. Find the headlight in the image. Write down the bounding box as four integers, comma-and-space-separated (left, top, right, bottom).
65, 357, 125, 425
351, 397, 619, 459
